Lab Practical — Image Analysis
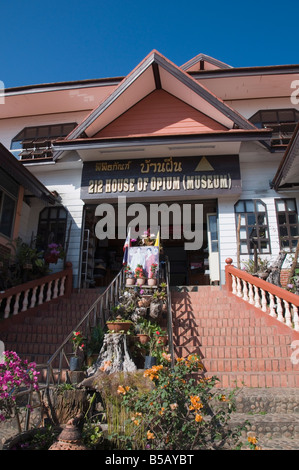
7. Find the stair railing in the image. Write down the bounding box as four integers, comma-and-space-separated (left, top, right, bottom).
164, 257, 175, 367
0, 262, 73, 320
45, 268, 125, 388
225, 258, 299, 332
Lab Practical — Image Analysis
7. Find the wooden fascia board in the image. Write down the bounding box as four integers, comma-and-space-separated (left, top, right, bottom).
53, 128, 272, 153
0, 144, 56, 204
271, 123, 299, 190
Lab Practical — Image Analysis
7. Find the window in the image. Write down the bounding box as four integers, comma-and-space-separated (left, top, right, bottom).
235, 200, 271, 254
0, 190, 16, 238
10, 123, 77, 161
37, 207, 67, 251
249, 108, 299, 147
0, 168, 19, 239
275, 199, 299, 251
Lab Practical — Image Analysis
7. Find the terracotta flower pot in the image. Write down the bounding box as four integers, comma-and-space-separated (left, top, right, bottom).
106, 321, 132, 333
159, 335, 168, 346
137, 333, 150, 344
136, 278, 146, 286
147, 278, 157, 286
126, 277, 135, 286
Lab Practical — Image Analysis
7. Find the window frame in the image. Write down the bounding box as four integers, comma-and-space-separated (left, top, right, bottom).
10, 123, 77, 160
0, 186, 18, 239
37, 206, 68, 251
249, 108, 299, 147
275, 198, 299, 252
234, 199, 271, 255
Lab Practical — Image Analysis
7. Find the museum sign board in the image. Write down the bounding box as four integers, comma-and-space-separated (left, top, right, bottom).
81, 155, 241, 200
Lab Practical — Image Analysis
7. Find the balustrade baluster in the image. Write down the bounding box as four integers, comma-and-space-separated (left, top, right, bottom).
59, 276, 66, 297
254, 285, 261, 308
269, 293, 277, 318
53, 279, 59, 299
283, 300, 292, 328
22, 289, 30, 311
4, 296, 12, 318
46, 281, 53, 302
232, 275, 237, 295
292, 305, 299, 332
38, 284, 45, 305
248, 283, 254, 304
242, 280, 249, 302
13, 292, 21, 315
276, 297, 284, 323
30, 287, 37, 308
261, 289, 267, 312
236, 277, 242, 297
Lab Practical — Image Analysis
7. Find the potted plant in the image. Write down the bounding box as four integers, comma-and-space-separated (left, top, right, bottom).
136, 319, 166, 368
135, 264, 146, 285
148, 263, 158, 286
44, 242, 65, 265
106, 306, 133, 333
149, 291, 164, 320
70, 331, 85, 371
124, 265, 135, 285
135, 318, 151, 344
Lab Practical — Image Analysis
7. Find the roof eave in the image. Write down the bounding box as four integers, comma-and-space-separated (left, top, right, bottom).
0, 143, 56, 204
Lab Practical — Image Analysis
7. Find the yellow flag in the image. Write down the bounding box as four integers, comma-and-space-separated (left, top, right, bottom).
154, 230, 160, 246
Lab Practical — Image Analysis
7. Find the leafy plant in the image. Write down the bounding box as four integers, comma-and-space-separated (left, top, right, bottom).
71, 331, 86, 357
0, 351, 40, 422
115, 355, 247, 450
135, 265, 145, 279
242, 257, 269, 274
1, 237, 50, 288
149, 263, 158, 279
87, 324, 105, 357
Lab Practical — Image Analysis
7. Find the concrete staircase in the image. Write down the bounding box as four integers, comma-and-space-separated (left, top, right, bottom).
229, 388, 299, 450
1, 284, 299, 449
171, 286, 299, 388
171, 286, 299, 450
0, 288, 104, 365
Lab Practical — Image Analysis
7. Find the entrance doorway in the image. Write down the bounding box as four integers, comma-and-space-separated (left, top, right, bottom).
80, 199, 219, 287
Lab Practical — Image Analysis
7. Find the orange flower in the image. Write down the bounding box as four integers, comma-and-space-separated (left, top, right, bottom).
195, 413, 203, 423
144, 364, 163, 381
189, 395, 203, 411
117, 385, 130, 395
162, 352, 171, 362
147, 430, 155, 440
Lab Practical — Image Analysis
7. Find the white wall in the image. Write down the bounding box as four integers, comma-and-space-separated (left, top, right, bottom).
28, 163, 84, 287
0, 111, 87, 152
218, 142, 296, 284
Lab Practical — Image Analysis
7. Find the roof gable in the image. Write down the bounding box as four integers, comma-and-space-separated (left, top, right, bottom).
181, 53, 232, 72
65, 50, 256, 142
94, 89, 227, 139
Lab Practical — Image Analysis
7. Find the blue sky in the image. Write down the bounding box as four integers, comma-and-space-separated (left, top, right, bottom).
1, 0, 298, 88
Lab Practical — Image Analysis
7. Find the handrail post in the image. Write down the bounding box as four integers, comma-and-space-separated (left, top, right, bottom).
64, 262, 73, 297
225, 258, 233, 292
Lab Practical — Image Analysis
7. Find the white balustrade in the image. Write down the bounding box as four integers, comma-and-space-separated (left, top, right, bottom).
226, 263, 299, 333
292, 305, 299, 331
0, 266, 72, 320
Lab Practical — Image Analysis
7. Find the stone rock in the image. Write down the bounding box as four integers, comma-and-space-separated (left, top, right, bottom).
87, 333, 137, 377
